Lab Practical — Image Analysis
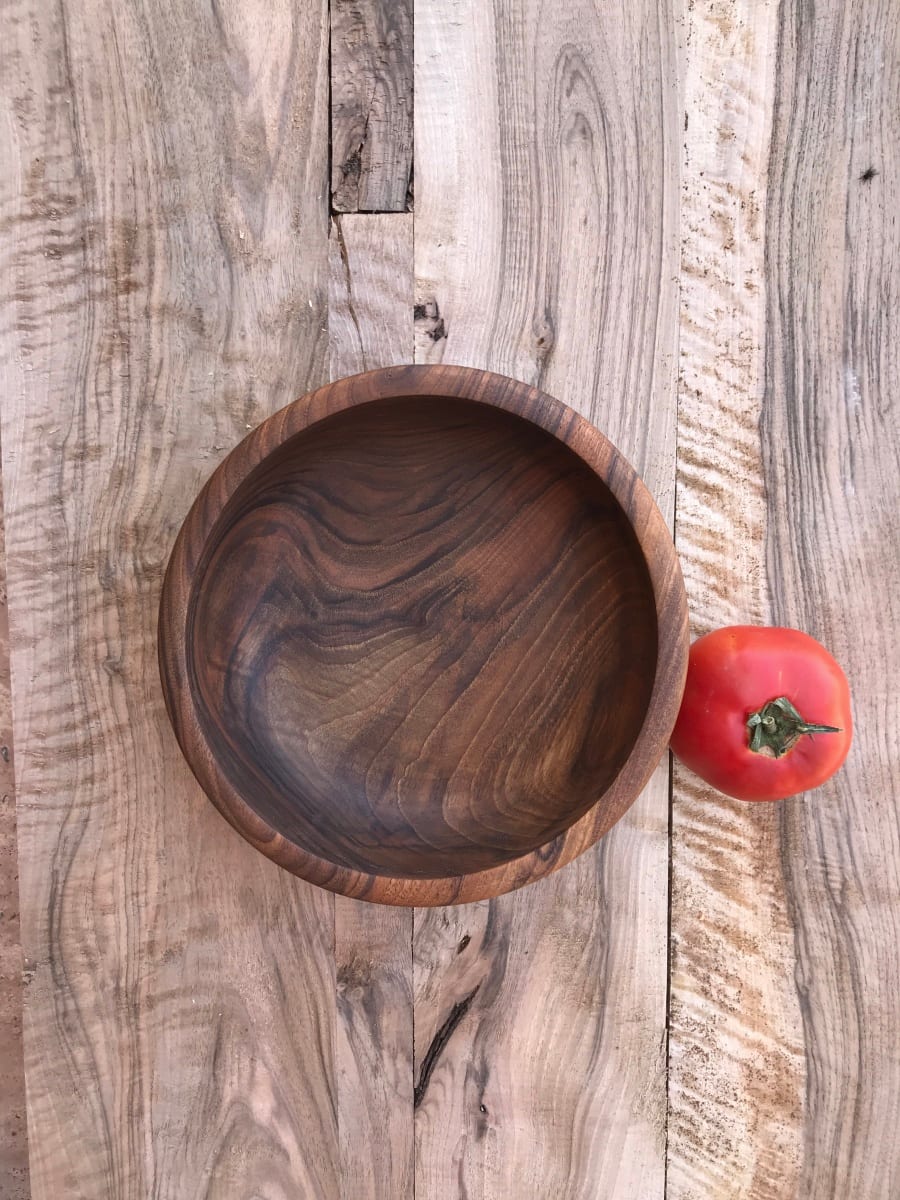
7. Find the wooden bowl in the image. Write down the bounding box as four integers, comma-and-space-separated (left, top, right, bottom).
159, 365, 687, 905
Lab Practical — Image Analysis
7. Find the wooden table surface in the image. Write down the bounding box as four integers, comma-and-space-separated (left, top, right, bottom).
1, 0, 898, 1196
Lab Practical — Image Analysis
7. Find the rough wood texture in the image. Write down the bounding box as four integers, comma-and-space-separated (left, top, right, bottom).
329, 214, 413, 373
0, 437, 28, 1199
670, 0, 900, 1197
329, 213, 414, 1200
330, 0, 413, 212
762, 0, 900, 1192
159, 364, 687, 905
668, 3, 805, 1195
335, 899, 414, 1199
7, 0, 900, 1194
0, 0, 341, 1195
413, 0, 681, 1193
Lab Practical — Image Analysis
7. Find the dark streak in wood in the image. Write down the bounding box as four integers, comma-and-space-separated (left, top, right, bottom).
414, 297, 448, 346
414, 986, 480, 1110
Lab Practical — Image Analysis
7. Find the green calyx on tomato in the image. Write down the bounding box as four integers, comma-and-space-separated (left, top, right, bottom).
670, 625, 852, 802
746, 695, 842, 759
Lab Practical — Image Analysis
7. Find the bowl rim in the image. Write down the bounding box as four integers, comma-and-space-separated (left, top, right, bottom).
158, 363, 688, 905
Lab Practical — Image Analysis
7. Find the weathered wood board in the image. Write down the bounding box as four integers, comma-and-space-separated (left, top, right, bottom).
2, 0, 899, 1196
413, 0, 681, 1194
669, 1, 900, 1197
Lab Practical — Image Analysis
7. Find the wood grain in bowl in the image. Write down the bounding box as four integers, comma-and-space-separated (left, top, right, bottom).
159, 365, 688, 904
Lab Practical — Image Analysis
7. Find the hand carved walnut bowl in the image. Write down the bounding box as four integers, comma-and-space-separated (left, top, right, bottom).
158, 365, 688, 905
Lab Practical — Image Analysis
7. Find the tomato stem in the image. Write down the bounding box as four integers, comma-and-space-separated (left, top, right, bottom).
747, 696, 841, 759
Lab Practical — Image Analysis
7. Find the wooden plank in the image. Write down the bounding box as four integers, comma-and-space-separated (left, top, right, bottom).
670, 0, 900, 1197
0, 437, 28, 1198
0, 1, 340, 1195
329, 213, 414, 374
667, 3, 804, 1196
761, 0, 900, 1193
329, 212, 415, 1200
330, 0, 413, 212
412, 1, 681, 1195
334, 902, 414, 1200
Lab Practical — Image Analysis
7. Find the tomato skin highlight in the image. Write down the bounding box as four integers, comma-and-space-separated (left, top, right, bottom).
669, 626, 852, 802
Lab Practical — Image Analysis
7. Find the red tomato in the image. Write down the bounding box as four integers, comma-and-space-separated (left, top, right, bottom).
670, 626, 852, 801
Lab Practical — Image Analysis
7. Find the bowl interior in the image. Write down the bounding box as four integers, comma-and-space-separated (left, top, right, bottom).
188, 395, 658, 879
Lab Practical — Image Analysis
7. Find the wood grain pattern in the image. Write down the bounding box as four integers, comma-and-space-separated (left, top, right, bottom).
330, 0, 413, 212
413, 0, 681, 1192
670, 0, 900, 1196
335, 900, 413, 1198
762, 0, 900, 1192
667, 3, 806, 1196
329, 212, 414, 1200
159, 364, 686, 905
329, 213, 414, 374
0, 433, 28, 1199
0, 0, 341, 1195
7, 1, 899, 1194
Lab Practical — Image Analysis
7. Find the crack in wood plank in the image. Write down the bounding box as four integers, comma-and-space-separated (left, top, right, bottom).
413, 986, 481, 1111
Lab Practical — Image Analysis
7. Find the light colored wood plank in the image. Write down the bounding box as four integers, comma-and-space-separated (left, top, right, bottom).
334, 901, 414, 1200
761, 0, 900, 1193
412, 1, 681, 1195
667, 3, 805, 1196
329, 211, 415, 1200
670, 0, 900, 1197
0, 435, 28, 1199
331, 0, 413, 212
0, 1, 340, 1195
329, 213, 414, 375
